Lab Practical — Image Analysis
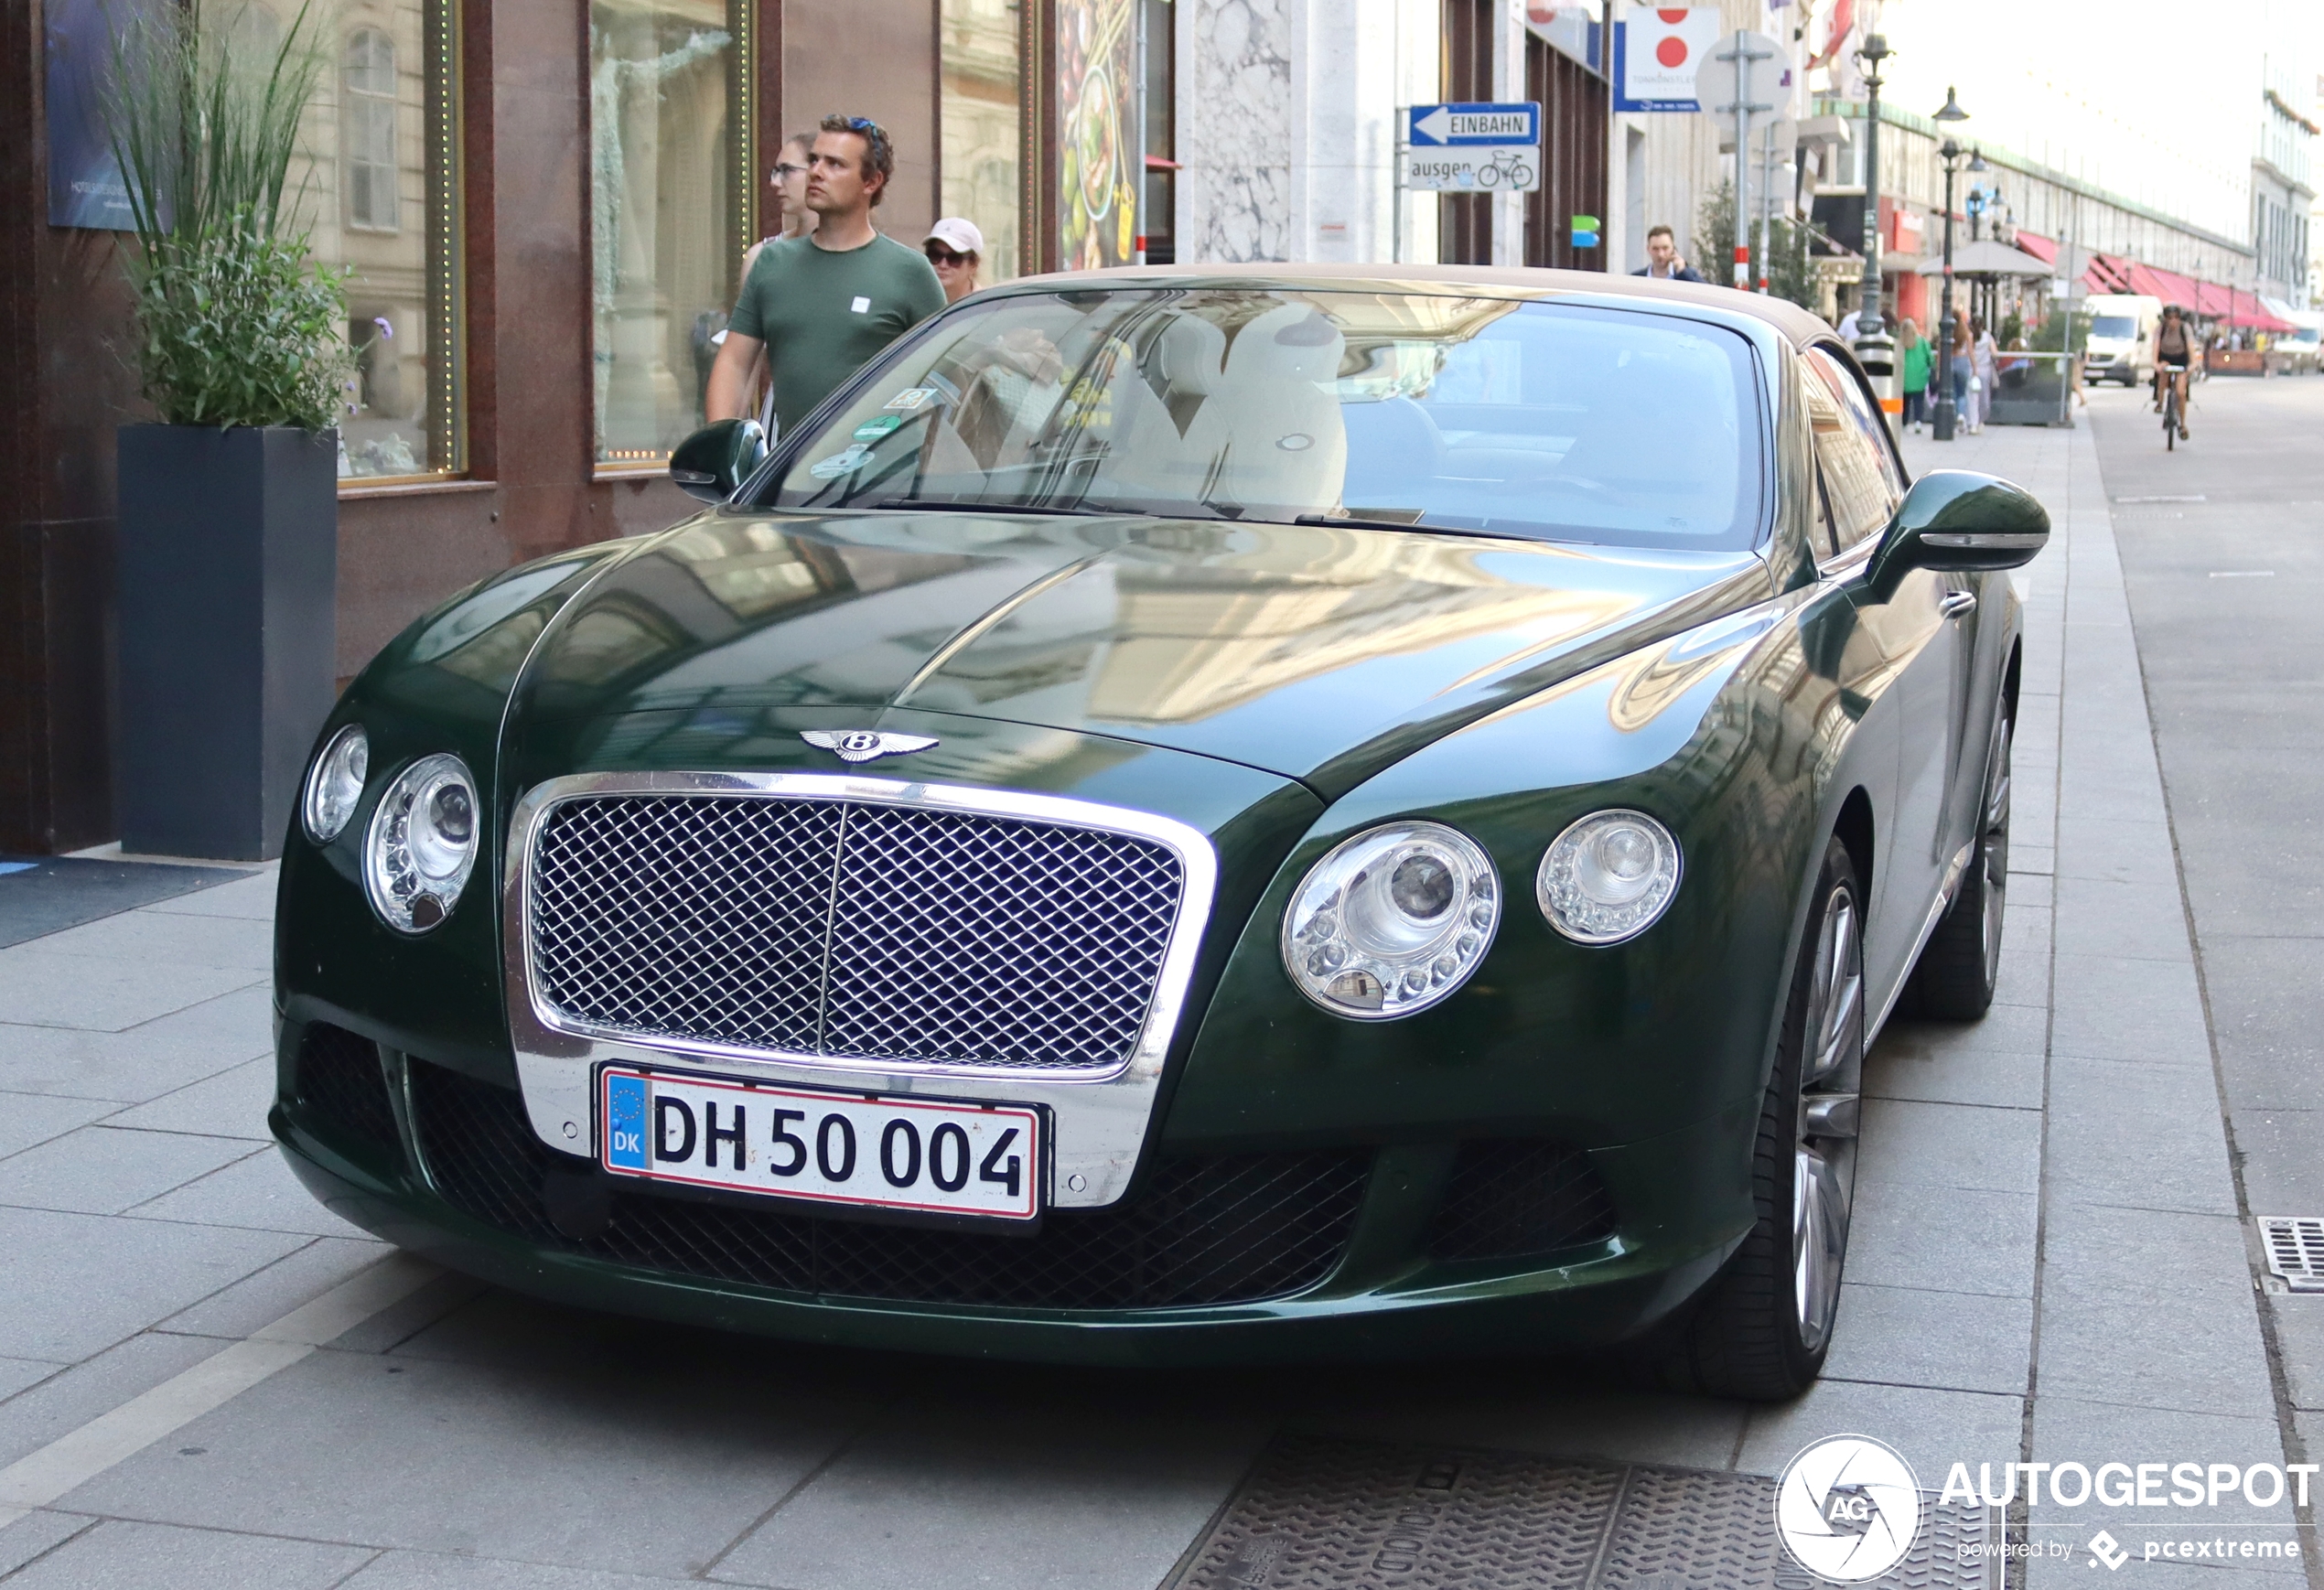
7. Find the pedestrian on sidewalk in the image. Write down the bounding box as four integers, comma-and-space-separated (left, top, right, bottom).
1631, 225, 1705, 283
1948, 314, 1972, 427
705, 114, 947, 435
724, 131, 821, 433
1899, 317, 1931, 433
1969, 316, 1997, 433
924, 217, 984, 305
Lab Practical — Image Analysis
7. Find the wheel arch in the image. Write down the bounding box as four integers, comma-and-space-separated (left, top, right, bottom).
1832, 786, 1876, 905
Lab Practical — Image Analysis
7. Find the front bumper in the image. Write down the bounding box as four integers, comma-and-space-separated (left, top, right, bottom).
275, 1032, 1758, 1366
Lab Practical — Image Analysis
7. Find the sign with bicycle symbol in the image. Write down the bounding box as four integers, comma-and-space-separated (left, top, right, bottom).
1402, 102, 1543, 192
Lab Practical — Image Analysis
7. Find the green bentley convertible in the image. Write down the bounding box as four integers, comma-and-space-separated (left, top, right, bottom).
274, 266, 2045, 1399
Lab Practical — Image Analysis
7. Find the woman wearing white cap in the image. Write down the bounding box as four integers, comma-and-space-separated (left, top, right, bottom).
924, 218, 984, 305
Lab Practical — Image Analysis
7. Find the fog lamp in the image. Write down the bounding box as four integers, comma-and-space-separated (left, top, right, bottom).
1536, 810, 1682, 944
301, 725, 370, 843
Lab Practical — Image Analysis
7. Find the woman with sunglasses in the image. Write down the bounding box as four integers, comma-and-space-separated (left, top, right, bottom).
924, 218, 984, 305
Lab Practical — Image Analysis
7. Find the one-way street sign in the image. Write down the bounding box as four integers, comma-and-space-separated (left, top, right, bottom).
1406, 102, 1540, 146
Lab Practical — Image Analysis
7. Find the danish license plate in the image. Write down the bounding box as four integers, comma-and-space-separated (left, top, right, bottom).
597, 1066, 1042, 1221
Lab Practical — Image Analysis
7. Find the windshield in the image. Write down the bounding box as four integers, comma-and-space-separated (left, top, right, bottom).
2090, 316, 2138, 339
750, 288, 1766, 551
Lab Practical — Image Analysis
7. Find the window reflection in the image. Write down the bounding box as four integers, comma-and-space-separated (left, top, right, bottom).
940, 0, 1021, 281
299, 0, 461, 480
342, 30, 398, 231
590, 0, 740, 467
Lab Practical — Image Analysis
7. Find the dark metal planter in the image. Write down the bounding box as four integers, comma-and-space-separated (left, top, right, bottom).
116, 424, 338, 861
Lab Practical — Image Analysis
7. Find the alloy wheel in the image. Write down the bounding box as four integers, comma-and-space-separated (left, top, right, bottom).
1793, 882, 1863, 1352
1976, 714, 2014, 988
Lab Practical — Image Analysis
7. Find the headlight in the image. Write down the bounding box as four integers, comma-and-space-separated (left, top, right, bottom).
301, 725, 369, 843
363, 754, 479, 933
1536, 810, 1682, 944
1281, 821, 1500, 1019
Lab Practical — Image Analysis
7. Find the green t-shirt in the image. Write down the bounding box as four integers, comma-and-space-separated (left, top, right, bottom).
729, 232, 947, 434
1902, 338, 1932, 393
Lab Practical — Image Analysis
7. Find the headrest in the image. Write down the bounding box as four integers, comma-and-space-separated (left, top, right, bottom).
1226, 305, 1346, 384
1149, 315, 1226, 397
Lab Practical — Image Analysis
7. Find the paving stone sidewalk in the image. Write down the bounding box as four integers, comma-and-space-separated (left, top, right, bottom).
0, 410, 2299, 1588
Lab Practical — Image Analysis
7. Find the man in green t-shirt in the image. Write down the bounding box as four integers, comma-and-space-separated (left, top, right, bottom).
706, 114, 947, 435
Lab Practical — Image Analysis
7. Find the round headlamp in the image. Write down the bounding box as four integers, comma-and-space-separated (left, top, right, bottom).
363, 753, 479, 934
1281, 821, 1500, 1019
1536, 810, 1682, 944
301, 725, 370, 843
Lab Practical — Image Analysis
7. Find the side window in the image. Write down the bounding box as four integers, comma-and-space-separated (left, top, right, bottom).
1802, 347, 1904, 553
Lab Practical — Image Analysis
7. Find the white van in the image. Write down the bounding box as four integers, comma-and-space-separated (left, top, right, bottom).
2277, 311, 2321, 376
2082, 294, 2160, 387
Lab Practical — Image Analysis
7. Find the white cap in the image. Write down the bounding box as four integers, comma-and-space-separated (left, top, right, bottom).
924, 217, 984, 257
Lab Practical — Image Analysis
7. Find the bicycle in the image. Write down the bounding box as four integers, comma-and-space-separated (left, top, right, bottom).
2159, 362, 2189, 449
1472, 148, 1536, 189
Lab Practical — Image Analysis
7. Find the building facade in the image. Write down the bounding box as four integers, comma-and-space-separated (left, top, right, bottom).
3, 0, 1623, 854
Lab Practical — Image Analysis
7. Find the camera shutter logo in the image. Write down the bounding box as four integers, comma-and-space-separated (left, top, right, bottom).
1773, 1434, 1924, 1583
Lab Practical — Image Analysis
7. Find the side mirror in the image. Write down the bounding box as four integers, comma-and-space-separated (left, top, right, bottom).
669, 419, 766, 503
1867, 469, 2049, 598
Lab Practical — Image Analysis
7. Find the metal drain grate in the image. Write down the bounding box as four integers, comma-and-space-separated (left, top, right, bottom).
2260, 1218, 2324, 1293
1166, 1435, 2002, 1590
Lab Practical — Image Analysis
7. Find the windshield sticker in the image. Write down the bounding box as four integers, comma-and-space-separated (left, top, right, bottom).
884, 388, 938, 412
852, 414, 905, 442
808, 445, 871, 479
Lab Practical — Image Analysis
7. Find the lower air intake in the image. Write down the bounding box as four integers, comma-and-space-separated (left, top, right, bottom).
1426, 1139, 1617, 1262
408, 1060, 1368, 1309
294, 1023, 402, 1159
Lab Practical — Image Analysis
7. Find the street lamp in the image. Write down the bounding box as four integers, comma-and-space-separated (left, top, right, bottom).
1852, 28, 1895, 400
1931, 86, 1971, 440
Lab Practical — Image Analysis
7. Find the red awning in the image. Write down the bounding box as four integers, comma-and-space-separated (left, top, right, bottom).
2084, 253, 2135, 294
2012, 231, 2057, 265
2200, 284, 2297, 332
2128, 263, 2202, 307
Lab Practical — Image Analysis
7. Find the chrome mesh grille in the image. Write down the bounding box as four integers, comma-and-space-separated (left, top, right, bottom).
528, 793, 1187, 1073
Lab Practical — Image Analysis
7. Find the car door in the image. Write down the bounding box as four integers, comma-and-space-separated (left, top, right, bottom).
1802, 345, 1971, 1009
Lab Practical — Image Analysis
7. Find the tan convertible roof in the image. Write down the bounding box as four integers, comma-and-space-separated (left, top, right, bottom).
1000, 261, 1839, 349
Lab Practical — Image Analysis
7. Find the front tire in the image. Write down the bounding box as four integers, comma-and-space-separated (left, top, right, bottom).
1647, 836, 1863, 1401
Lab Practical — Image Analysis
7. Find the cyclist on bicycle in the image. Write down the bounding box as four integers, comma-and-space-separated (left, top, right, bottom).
2153, 304, 2193, 439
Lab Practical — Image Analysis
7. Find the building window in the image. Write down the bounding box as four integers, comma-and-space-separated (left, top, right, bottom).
941, 0, 1023, 280
343, 29, 399, 231
590, 0, 749, 467
310, 0, 463, 481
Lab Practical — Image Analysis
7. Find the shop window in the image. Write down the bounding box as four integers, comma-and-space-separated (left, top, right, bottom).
308, 0, 463, 481
941, 0, 1023, 281
590, 0, 751, 467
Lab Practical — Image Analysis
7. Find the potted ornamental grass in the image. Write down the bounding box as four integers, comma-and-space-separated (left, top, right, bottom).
104, 0, 351, 860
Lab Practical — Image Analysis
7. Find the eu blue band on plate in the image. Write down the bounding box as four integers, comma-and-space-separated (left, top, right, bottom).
605, 1072, 650, 1168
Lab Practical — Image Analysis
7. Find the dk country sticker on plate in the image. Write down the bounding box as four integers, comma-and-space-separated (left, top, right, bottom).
599, 1067, 1041, 1220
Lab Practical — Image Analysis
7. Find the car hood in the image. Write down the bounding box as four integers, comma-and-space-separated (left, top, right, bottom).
505, 509, 1772, 797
